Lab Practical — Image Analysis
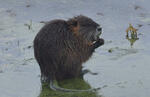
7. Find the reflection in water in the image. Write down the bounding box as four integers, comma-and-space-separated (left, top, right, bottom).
39, 78, 101, 97
126, 24, 139, 47
126, 35, 139, 47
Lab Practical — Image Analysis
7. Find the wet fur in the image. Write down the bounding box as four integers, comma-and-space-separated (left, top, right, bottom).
34, 15, 104, 91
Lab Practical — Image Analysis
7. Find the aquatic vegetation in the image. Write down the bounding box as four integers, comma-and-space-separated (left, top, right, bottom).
126, 37, 139, 47
126, 24, 138, 39
39, 78, 100, 97
126, 24, 139, 47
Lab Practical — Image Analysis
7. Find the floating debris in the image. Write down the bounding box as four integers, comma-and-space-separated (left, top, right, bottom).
6, 9, 12, 13
0, 70, 3, 73
26, 5, 31, 8
137, 24, 143, 28
24, 20, 32, 30
102, 85, 108, 88
40, 21, 49, 24
96, 12, 104, 16
126, 24, 138, 38
134, 5, 142, 10
108, 49, 113, 53
27, 45, 32, 49
126, 24, 139, 47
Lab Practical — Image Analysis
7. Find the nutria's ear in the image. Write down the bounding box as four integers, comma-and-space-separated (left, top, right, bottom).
72, 20, 78, 27
67, 19, 79, 35
67, 19, 78, 27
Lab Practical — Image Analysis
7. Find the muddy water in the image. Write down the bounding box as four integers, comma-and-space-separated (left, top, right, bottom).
0, 0, 150, 97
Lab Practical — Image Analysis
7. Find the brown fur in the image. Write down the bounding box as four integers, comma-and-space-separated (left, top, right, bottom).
33, 15, 104, 82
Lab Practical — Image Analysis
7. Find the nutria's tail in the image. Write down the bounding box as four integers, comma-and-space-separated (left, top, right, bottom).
50, 80, 101, 92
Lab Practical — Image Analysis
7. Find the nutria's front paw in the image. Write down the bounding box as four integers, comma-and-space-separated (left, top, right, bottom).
93, 38, 104, 49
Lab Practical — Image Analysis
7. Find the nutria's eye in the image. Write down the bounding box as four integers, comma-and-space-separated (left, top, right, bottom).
97, 26, 102, 32
97, 28, 102, 32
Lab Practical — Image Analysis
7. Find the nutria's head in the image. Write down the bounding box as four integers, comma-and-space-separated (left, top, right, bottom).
67, 15, 102, 43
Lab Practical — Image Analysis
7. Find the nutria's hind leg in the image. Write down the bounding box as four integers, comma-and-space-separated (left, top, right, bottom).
41, 74, 50, 83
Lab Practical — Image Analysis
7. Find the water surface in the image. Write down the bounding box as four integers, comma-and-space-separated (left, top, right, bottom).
0, 0, 150, 97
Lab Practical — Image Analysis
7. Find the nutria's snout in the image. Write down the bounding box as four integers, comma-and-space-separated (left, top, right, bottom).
92, 26, 103, 44
92, 38, 104, 46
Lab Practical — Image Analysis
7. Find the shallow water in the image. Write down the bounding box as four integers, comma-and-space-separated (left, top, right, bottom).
0, 0, 150, 97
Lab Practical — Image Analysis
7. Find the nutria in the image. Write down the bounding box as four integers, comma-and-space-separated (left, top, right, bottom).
34, 15, 104, 92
